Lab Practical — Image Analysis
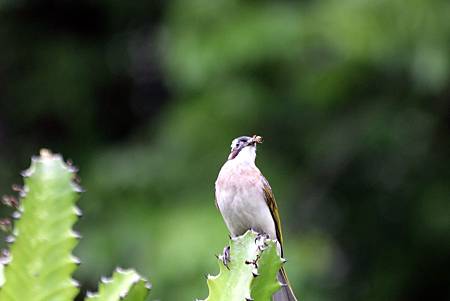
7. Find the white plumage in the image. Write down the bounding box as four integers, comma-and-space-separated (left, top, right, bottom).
215, 146, 277, 240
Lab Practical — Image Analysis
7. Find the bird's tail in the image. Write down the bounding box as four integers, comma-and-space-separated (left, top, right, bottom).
273, 267, 298, 301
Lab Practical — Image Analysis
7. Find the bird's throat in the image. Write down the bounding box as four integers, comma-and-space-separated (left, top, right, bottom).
231, 146, 256, 163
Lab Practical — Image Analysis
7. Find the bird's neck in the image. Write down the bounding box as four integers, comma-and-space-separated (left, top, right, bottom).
234, 146, 256, 164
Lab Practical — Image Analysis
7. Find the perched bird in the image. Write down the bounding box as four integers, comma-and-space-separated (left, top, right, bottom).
215, 135, 297, 301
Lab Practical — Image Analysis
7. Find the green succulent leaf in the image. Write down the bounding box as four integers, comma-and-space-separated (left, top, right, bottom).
0, 149, 81, 301
203, 230, 283, 301
250, 240, 283, 301
85, 268, 151, 301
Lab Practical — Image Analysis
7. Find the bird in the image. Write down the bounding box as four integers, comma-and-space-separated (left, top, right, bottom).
215, 135, 298, 301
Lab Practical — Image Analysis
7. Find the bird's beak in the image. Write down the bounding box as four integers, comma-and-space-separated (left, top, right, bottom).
228, 149, 239, 160
228, 135, 263, 160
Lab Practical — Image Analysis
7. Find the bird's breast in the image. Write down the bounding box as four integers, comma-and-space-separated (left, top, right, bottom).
215, 161, 276, 239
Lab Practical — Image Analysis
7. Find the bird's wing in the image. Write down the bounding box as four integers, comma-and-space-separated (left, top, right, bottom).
261, 174, 284, 254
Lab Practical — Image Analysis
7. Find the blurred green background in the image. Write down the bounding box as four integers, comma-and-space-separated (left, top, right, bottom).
0, 0, 449, 300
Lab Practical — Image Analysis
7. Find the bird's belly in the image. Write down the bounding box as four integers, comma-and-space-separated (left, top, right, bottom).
217, 186, 276, 239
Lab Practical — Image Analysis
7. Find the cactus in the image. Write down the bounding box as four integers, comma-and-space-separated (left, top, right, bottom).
0, 149, 81, 301
202, 230, 284, 301
85, 268, 151, 301
0, 149, 150, 301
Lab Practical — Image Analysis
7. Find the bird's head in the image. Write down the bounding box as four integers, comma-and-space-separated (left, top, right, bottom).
228, 135, 263, 161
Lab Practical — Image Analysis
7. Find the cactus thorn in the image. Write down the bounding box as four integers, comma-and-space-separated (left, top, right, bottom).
71, 182, 85, 193
39, 148, 53, 158
116, 266, 126, 273
73, 174, 81, 184
5, 235, 15, 244
71, 255, 81, 265
220, 245, 231, 269
101, 276, 111, 283
68, 165, 79, 173
71, 279, 80, 288
2, 195, 19, 208
71, 230, 82, 240
66, 159, 79, 172
73, 206, 83, 217
0, 249, 11, 265
131, 279, 140, 285
11, 211, 21, 220
11, 184, 22, 192
20, 169, 31, 177
0, 218, 12, 232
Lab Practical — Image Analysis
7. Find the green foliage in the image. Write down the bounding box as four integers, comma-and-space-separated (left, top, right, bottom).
85, 268, 151, 301
0, 150, 150, 301
203, 231, 282, 301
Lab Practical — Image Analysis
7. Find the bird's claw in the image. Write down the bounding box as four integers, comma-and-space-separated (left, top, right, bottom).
255, 232, 269, 250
